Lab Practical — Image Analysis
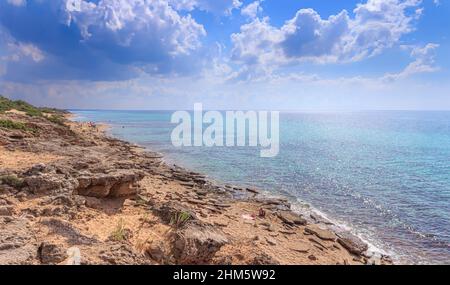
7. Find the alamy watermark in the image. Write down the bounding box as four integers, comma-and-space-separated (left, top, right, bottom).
170, 103, 279, 158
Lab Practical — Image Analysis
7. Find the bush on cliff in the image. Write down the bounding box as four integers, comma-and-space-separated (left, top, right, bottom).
0, 95, 67, 125
0, 119, 33, 132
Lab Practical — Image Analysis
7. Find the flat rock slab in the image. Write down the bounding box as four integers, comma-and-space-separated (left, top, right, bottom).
277, 211, 307, 226
305, 226, 336, 241
291, 243, 310, 253
337, 232, 368, 256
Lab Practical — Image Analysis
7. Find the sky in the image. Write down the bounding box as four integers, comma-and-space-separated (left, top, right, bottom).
0, 0, 449, 110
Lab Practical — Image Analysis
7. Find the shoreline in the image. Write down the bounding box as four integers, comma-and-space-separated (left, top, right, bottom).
72, 112, 394, 264
0, 109, 393, 265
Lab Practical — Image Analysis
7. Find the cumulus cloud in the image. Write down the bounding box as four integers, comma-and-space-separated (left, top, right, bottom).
0, 0, 206, 81
230, 0, 424, 81
168, 0, 242, 15
241, 0, 262, 19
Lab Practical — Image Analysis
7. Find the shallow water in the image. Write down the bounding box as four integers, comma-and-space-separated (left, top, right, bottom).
72, 110, 450, 264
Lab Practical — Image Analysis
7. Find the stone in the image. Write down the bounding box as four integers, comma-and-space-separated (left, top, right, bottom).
0, 206, 13, 216
171, 223, 228, 264
265, 236, 277, 246
0, 218, 37, 264
75, 170, 144, 198
99, 243, 148, 265
304, 226, 336, 241
24, 174, 78, 195
250, 253, 280, 265
337, 232, 368, 255
291, 243, 310, 253
38, 242, 67, 264
277, 211, 307, 226
146, 243, 166, 263
246, 187, 259, 194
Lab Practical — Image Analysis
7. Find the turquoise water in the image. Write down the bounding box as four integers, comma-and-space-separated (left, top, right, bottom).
72, 110, 450, 264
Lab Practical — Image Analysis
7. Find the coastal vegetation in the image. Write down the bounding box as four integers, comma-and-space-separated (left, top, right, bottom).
0, 95, 66, 126
0, 175, 24, 189
0, 119, 32, 132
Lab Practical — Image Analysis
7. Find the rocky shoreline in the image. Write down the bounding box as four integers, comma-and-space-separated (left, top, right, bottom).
0, 107, 393, 265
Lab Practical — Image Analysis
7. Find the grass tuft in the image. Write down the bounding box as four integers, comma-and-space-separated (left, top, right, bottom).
170, 211, 191, 229
110, 219, 128, 241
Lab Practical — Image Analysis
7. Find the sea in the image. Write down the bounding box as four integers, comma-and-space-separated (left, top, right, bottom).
71, 110, 450, 264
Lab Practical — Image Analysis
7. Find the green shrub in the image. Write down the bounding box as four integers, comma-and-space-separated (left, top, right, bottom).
0, 95, 67, 118
0, 119, 29, 131
0, 175, 24, 188
46, 115, 65, 126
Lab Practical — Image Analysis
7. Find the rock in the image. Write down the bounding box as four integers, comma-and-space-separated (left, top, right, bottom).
265, 236, 277, 246
0, 217, 37, 264
213, 221, 229, 227
250, 253, 280, 265
0, 206, 13, 216
24, 174, 78, 195
277, 211, 307, 226
146, 242, 166, 263
75, 170, 144, 198
24, 163, 48, 176
254, 198, 291, 209
171, 223, 228, 264
337, 232, 368, 256
310, 213, 334, 225
9, 132, 24, 139
291, 243, 310, 253
279, 230, 296, 235
38, 242, 67, 264
99, 243, 149, 265
246, 187, 259, 194
304, 226, 336, 241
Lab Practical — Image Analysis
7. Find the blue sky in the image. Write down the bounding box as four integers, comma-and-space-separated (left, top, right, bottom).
0, 0, 449, 110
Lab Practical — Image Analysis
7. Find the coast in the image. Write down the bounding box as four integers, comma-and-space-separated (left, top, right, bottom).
0, 104, 392, 265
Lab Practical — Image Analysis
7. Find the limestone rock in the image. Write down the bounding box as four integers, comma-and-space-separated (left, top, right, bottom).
171, 223, 228, 264
0, 206, 13, 216
0, 217, 37, 264
337, 232, 368, 255
304, 226, 336, 241
75, 170, 144, 198
277, 211, 307, 226
38, 242, 67, 264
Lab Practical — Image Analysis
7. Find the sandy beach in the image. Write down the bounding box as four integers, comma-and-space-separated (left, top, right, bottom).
0, 106, 392, 265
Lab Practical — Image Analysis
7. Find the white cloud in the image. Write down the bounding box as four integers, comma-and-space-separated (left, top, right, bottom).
64, 0, 206, 56
241, 0, 262, 19
168, 0, 242, 15
6, 0, 26, 7
2, 41, 45, 63
383, 43, 439, 81
230, 0, 424, 81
